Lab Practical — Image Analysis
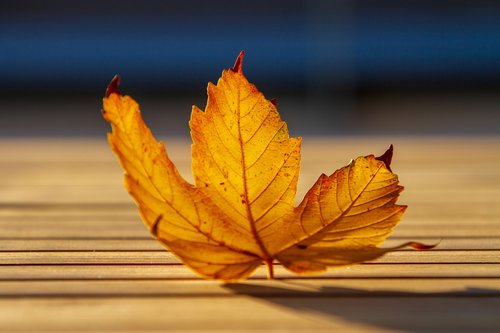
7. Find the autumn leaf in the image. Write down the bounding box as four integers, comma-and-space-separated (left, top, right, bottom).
102, 51, 433, 282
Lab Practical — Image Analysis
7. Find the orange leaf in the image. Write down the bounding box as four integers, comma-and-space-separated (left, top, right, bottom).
102, 52, 434, 282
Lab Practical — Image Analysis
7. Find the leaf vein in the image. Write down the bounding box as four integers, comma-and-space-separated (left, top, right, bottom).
250, 140, 299, 205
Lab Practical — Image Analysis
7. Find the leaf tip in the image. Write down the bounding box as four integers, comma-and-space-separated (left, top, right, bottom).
408, 241, 439, 251
231, 51, 245, 73
376, 144, 394, 172
106, 75, 121, 97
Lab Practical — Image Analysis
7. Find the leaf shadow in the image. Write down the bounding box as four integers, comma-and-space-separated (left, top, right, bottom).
224, 281, 500, 332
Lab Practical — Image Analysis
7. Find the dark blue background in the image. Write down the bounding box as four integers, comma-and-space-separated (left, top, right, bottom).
1, 0, 499, 136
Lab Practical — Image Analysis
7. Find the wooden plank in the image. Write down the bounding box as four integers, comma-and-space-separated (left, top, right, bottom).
2, 201, 499, 216
0, 296, 498, 332
2, 222, 499, 238
3, 217, 499, 232
1, 278, 499, 297
2, 186, 500, 203
3, 163, 499, 189
1, 264, 499, 280
1, 250, 499, 265
2, 237, 499, 251
0, 239, 163, 251
390, 225, 500, 237
2, 203, 498, 221
0, 138, 191, 162
3, 209, 500, 224
1, 137, 498, 162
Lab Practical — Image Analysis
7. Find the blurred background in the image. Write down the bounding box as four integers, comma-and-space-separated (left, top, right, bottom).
1, 0, 499, 137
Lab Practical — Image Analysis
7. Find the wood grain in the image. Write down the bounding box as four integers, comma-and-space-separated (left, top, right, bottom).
0, 137, 499, 332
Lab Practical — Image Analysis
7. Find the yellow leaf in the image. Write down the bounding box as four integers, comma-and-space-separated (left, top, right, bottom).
102, 51, 433, 282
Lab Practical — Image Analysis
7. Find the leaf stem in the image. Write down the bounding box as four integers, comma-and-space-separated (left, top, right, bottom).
266, 259, 274, 279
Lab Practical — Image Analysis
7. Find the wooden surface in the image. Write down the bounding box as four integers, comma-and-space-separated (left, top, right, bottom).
1, 136, 499, 332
